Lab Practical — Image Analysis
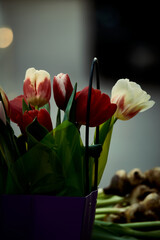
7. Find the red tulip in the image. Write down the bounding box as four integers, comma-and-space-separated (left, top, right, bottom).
23, 109, 53, 132
0, 87, 10, 117
53, 73, 73, 110
75, 87, 117, 127
10, 95, 28, 131
23, 68, 51, 107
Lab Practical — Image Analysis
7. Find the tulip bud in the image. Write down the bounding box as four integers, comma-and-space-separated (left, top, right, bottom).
0, 87, 10, 117
111, 79, 155, 120
53, 73, 73, 110
23, 68, 51, 107
0, 101, 6, 125
75, 87, 117, 127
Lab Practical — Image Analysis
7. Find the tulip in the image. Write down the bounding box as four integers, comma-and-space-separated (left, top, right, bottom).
10, 95, 28, 131
53, 73, 73, 110
75, 87, 117, 127
23, 109, 53, 132
0, 101, 6, 125
111, 78, 155, 120
0, 87, 10, 117
23, 68, 51, 108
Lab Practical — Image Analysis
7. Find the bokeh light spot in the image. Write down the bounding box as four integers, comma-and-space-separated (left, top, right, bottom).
0, 27, 13, 48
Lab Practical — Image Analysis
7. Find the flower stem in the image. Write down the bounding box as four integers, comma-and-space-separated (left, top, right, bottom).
119, 221, 160, 229
95, 214, 106, 220
94, 220, 160, 238
96, 195, 124, 207
96, 207, 126, 215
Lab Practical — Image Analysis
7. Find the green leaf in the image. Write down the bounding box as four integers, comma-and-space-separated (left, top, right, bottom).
39, 102, 50, 114
52, 120, 85, 196
56, 108, 61, 127
22, 98, 30, 114
96, 118, 112, 145
4, 120, 87, 196
2, 119, 90, 196
63, 83, 77, 123
26, 117, 49, 146
5, 169, 24, 194
97, 125, 113, 185
93, 117, 115, 185
0, 120, 25, 193
9, 142, 65, 195
0, 119, 20, 162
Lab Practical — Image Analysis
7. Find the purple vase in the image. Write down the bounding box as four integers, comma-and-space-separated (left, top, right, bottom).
0, 190, 97, 240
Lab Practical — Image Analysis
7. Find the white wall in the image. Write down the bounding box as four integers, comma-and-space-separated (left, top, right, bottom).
0, 0, 93, 96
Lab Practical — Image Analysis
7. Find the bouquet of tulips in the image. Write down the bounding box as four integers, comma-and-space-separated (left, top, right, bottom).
0, 59, 155, 197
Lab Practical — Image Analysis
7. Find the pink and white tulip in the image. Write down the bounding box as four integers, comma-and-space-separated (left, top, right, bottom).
53, 73, 73, 110
111, 78, 155, 120
23, 68, 51, 107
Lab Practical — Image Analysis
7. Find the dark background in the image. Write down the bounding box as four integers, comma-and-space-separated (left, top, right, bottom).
93, 2, 160, 85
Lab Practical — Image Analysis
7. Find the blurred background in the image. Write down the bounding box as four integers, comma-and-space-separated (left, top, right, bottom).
0, 0, 159, 187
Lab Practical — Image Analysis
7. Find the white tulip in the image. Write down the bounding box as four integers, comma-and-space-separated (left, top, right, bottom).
111, 78, 155, 120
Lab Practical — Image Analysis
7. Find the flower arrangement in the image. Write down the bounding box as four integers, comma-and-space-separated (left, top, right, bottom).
0, 58, 155, 198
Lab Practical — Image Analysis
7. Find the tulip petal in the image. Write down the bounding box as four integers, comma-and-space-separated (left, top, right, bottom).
53, 75, 66, 109
23, 78, 37, 100
111, 78, 155, 120
75, 87, 117, 127
53, 73, 73, 110
23, 109, 53, 133
37, 109, 53, 132
10, 95, 27, 130
37, 78, 51, 102
23, 68, 51, 107
23, 110, 38, 131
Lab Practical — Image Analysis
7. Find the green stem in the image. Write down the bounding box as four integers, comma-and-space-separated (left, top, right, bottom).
96, 207, 126, 215
94, 220, 160, 238
95, 214, 106, 220
119, 221, 160, 229
96, 195, 124, 207
108, 117, 117, 132
35, 105, 39, 110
